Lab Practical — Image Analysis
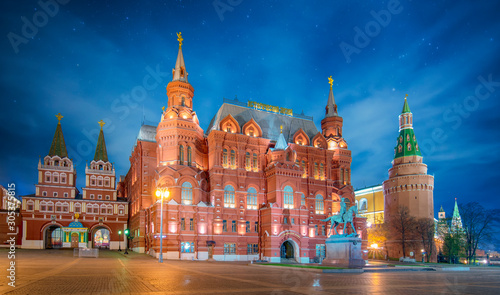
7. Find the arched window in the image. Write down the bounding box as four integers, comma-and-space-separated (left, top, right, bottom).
181, 182, 193, 205
181, 96, 185, 106
315, 195, 324, 214
248, 127, 254, 137
60, 173, 66, 184
245, 152, 251, 171
320, 163, 324, 180
187, 146, 192, 166
74, 203, 81, 213
53, 172, 59, 183
224, 185, 235, 208
45, 172, 51, 183
314, 162, 319, 179
300, 193, 306, 207
283, 186, 294, 209
230, 150, 236, 168
340, 168, 344, 184
252, 153, 258, 171
247, 187, 257, 210
179, 145, 184, 164
360, 198, 368, 211
301, 160, 306, 178
222, 149, 228, 167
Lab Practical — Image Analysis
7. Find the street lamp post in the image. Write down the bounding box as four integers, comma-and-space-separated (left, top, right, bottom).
118, 230, 122, 251
155, 187, 170, 263
124, 229, 129, 254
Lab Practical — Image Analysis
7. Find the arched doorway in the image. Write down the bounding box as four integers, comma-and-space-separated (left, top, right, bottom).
280, 240, 294, 260
45, 225, 63, 249
93, 228, 110, 249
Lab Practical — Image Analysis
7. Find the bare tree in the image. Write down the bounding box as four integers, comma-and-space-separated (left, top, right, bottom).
416, 218, 435, 262
459, 202, 500, 264
387, 206, 416, 258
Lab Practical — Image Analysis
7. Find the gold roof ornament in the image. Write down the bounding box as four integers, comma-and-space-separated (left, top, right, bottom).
177, 32, 183, 48
55, 113, 63, 124
280, 125, 283, 134
98, 120, 105, 129
162, 106, 165, 112
328, 76, 334, 90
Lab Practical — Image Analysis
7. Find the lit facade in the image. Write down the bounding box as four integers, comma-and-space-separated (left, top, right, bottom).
20, 117, 128, 249
123, 35, 366, 262
354, 185, 384, 225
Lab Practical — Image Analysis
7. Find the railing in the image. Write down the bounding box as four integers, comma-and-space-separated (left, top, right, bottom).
40, 165, 72, 171
73, 248, 99, 258
222, 97, 313, 120
85, 167, 115, 175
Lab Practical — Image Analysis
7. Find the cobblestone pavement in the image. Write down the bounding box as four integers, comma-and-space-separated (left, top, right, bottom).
1, 249, 500, 294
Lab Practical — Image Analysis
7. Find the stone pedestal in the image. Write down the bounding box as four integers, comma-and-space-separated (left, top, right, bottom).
322, 236, 365, 268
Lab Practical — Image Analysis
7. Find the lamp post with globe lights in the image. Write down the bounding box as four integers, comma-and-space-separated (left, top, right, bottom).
155, 187, 170, 263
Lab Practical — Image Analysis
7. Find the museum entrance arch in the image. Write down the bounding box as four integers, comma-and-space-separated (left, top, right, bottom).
45, 225, 63, 249
280, 240, 295, 261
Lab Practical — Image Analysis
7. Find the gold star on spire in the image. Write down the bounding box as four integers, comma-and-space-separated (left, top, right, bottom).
98, 120, 105, 129
55, 113, 63, 124
177, 32, 183, 48
328, 76, 334, 89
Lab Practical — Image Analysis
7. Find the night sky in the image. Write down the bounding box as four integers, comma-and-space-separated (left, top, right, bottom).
1, 0, 499, 218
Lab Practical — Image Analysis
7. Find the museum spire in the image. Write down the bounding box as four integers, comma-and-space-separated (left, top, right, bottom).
325, 76, 338, 117
172, 32, 188, 82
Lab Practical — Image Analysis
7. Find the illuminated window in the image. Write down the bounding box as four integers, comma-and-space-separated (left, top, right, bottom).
181, 242, 194, 253
315, 195, 324, 214
314, 162, 319, 179
252, 153, 258, 171
283, 186, 294, 209
179, 145, 184, 164
360, 198, 368, 211
248, 127, 254, 137
246, 187, 257, 209
181, 182, 193, 205
230, 150, 236, 168
222, 149, 228, 167
320, 163, 324, 180
224, 185, 235, 208
187, 146, 192, 166
340, 168, 344, 184
245, 152, 251, 170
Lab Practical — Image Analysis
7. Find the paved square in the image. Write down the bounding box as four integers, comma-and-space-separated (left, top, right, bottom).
1, 249, 500, 294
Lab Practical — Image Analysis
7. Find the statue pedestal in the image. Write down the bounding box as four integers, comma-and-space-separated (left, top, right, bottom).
322, 236, 365, 268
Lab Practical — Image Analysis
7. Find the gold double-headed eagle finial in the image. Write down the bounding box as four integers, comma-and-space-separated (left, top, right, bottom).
280, 125, 283, 134
405, 94, 408, 99
177, 32, 183, 47
55, 113, 63, 123
98, 120, 105, 129
328, 76, 334, 89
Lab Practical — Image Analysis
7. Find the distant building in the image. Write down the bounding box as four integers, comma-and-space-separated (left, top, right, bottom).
354, 185, 384, 225
20, 117, 128, 249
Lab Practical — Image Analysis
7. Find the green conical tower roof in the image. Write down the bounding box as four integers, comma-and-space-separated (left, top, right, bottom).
394, 96, 422, 159
402, 97, 411, 113
93, 120, 108, 162
452, 198, 460, 219
48, 113, 68, 158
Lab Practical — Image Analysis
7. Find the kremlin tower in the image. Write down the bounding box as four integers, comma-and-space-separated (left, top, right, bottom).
383, 96, 434, 221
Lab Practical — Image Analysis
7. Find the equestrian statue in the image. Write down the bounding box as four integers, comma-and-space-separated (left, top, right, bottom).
321, 198, 359, 237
